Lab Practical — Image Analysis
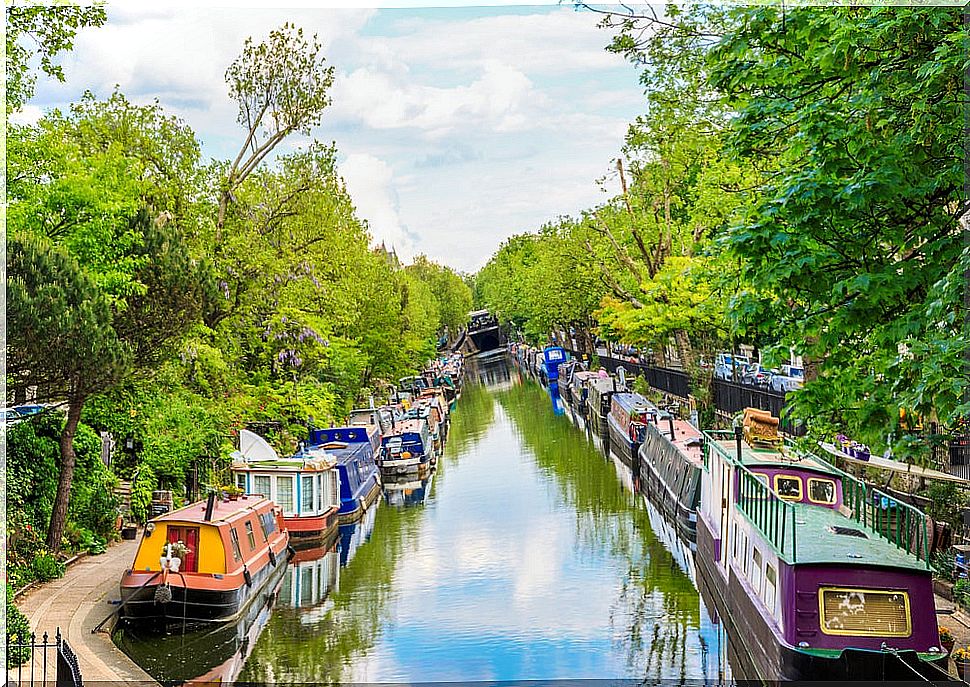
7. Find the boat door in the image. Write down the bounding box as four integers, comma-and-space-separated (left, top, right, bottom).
718, 461, 731, 570
167, 526, 200, 572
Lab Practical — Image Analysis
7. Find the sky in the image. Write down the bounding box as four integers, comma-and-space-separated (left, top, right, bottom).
19, 2, 649, 273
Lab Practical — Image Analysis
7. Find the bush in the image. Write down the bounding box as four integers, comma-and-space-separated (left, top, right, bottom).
130, 464, 157, 523
6, 584, 32, 668
955, 578, 970, 606
31, 552, 65, 582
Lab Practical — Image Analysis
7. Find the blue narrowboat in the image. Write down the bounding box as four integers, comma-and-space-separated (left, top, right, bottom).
379, 417, 433, 476
542, 345, 567, 384
306, 426, 382, 524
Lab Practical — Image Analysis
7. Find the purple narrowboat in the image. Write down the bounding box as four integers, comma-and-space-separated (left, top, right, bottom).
696, 417, 949, 681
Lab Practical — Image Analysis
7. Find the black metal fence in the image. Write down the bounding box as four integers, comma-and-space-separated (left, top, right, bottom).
581, 352, 807, 435
6, 628, 82, 687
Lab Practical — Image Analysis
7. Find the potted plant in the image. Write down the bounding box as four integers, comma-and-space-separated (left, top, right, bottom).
222, 484, 243, 501
939, 626, 955, 655
953, 646, 970, 680
169, 540, 191, 561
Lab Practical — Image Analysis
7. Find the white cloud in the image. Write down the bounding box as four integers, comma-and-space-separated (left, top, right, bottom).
9, 105, 44, 126
338, 153, 415, 258
330, 59, 535, 137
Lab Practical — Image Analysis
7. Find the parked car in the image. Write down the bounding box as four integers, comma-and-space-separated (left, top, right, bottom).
714, 353, 750, 381
0, 407, 22, 423
741, 363, 772, 388
770, 365, 805, 392
13, 403, 46, 417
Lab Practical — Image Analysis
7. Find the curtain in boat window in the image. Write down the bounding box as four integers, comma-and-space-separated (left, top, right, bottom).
253, 475, 271, 499
301, 475, 314, 513
276, 475, 294, 513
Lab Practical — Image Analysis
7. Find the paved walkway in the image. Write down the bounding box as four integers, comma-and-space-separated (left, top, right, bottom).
9, 534, 157, 686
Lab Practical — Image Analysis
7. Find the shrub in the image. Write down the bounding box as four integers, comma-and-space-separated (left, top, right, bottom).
130, 464, 157, 523
31, 552, 65, 582
6, 584, 32, 667
955, 578, 970, 606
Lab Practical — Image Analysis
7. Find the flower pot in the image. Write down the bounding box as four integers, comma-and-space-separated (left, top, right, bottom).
943, 638, 955, 655
956, 659, 970, 681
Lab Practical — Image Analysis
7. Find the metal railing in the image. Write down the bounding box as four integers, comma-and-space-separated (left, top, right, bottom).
705, 429, 931, 566
825, 460, 931, 565
736, 462, 799, 561
6, 627, 82, 687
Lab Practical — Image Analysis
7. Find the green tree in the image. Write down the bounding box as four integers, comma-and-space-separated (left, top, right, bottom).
5, 3, 106, 113
7, 92, 209, 548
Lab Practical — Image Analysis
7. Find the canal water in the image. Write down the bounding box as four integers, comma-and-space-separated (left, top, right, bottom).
117, 355, 735, 684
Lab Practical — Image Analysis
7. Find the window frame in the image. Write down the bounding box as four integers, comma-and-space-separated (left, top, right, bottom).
818, 587, 911, 638
773, 474, 803, 501
245, 521, 256, 549
229, 527, 242, 561
808, 477, 837, 505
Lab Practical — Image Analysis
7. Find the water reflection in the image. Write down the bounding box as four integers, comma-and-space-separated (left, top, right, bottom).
383, 471, 435, 508
548, 381, 566, 416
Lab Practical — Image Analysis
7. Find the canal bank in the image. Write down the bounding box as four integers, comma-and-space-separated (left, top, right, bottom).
13, 533, 158, 685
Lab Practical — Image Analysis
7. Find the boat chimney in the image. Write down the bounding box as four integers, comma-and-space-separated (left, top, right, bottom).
667, 415, 676, 440
734, 425, 743, 463
203, 491, 216, 521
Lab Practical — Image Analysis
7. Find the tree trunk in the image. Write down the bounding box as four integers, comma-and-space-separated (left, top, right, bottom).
47, 394, 85, 550
673, 329, 695, 372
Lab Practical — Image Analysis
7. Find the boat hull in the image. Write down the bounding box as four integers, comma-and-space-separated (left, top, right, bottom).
120, 542, 290, 626
607, 413, 641, 473
285, 508, 340, 549
337, 477, 382, 524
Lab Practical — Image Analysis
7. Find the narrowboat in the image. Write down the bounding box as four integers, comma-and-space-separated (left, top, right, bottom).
606, 392, 650, 471
637, 408, 704, 543
568, 370, 599, 414
587, 374, 621, 435
349, 406, 394, 437
306, 425, 382, 524
231, 429, 341, 547
380, 417, 433, 475
120, 493, 290, 625
541, 345, 567, 385
114, 557, 283, 684
696, 409, 949, 681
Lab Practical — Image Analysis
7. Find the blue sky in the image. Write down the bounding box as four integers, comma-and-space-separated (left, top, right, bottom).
20, 2, 649, 272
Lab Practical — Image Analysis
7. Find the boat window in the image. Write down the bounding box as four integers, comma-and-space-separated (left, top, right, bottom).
751, 548, 763, 595
229, 527, 242, 561
302, 475, 314, 513
732, 523, 739, 560
276, 476, 294, 513
752, 472, 769, 487
808, 478, 837, 505
819, 588, 911, 637
314, 474, 322, 512
245, 521, 256, 549
235, 472, 247, 492
774, 475, 802, 501
260, 511, 276, 538
764, 564, 777, 613
253, 475, 271, 499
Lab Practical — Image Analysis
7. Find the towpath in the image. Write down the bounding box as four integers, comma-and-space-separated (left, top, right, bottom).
9, 533, 157, 685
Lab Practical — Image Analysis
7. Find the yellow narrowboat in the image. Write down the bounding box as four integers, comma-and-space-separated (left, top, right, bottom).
120, 493, 291, 625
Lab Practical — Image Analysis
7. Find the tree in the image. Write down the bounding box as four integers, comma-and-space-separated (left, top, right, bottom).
217, 23, 335, 235
7, 92, 209, 548
5, 3, 106, 113
709, 7, 969, 443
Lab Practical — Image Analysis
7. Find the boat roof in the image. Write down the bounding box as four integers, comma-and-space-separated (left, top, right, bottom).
713, 438, 840, 477
588, 377, 617, 393
784, 500, 929, 570
386, 418, 428, 436
612, 392, 650, 413
151, 495, 273, 526
647, 416, 703, 466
